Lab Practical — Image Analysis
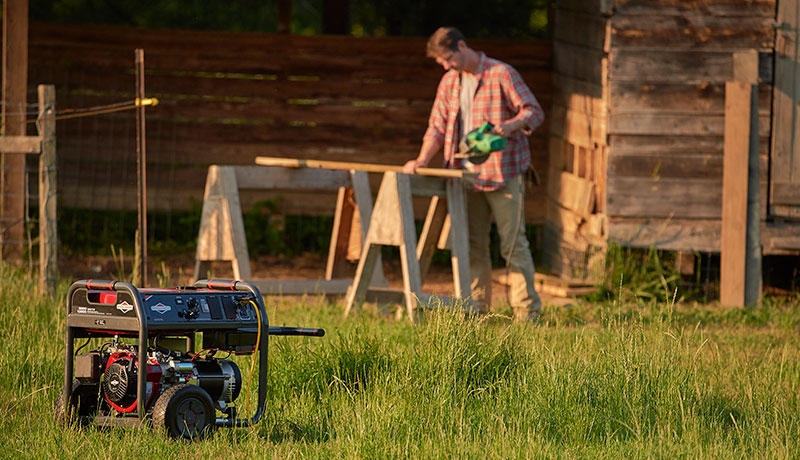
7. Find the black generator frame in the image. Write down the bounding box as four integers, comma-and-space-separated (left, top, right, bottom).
63, 278, 299, 428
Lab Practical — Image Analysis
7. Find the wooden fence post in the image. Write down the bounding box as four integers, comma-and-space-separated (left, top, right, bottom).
38, 85, 57, 294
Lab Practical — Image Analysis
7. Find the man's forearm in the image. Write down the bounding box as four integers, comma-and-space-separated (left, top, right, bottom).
403, 137, 442, 173
415, 138, 442, 167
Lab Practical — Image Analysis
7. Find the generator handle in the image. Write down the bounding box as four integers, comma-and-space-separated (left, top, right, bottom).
268, 326, 326, 337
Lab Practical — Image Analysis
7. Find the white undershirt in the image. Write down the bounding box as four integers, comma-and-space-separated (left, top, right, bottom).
459, 72, 478, 142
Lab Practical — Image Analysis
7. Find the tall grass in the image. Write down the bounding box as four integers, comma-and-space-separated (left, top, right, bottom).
1, 263, 799, 459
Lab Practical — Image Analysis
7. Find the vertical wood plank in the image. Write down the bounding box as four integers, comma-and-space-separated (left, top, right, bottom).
417, 196, 448, 280
38, 85, 57, 294
1, 0, 29, 263
446, 179, 472, 305
325, 186, 355, 280
721, 81, 751, 306
396, 173, 423, 322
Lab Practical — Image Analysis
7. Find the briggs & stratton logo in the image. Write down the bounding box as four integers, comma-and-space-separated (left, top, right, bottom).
151, 303, 171, 314
116, 301, 134, 314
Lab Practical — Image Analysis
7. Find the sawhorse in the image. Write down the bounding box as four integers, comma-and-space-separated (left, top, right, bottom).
194, 164, 385, 294
344, 171, 473, 322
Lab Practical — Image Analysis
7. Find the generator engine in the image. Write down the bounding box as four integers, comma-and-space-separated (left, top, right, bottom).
75, 338, 243, 415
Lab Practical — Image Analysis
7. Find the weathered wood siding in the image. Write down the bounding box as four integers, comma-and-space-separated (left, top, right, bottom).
544, 1, 610, 279
605, 0, 777, 252
27, 23, 552, 220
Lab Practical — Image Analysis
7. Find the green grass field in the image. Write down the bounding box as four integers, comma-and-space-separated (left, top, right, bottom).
1, 263, 799, 459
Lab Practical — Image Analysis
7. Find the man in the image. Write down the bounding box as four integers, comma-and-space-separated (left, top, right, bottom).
403, 27, 544, 322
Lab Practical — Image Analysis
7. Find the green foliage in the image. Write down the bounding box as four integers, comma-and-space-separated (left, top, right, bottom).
589, 244, 703, 304
5, 263, 800, 458
29, 0, 550, 38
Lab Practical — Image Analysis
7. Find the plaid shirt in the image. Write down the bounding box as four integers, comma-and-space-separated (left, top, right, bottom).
423, 53, 544, 191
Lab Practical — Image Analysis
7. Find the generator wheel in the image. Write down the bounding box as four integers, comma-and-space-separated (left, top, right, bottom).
152, 384, 215, 440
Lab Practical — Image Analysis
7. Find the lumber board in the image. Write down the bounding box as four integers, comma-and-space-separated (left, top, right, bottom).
769, 0, 800, 211
556, 172, 596, 215
609, 113, 771, 136
607, 177, 722, 218
610, 14, 775, 49
554, 42, 607, 83
553, 75, 607, 117
554, 9, 609, 50
608, 134, 770, 156
608, 217, 722, 251
609, 217, 800, 255
550, 104, 608, 149
0, 136, 41, 154
609, 81, 772, 114
720, 81, 752, 306
254, 156, 474, 179
612, 0, 776, 17
29, 23, 551, 75
609, 49, 773, 83
607, 152, 768, 179
233, 165, 350, 190
607, 176, 768, 219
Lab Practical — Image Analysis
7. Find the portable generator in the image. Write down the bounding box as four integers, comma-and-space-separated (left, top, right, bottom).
57, 278, 324, 440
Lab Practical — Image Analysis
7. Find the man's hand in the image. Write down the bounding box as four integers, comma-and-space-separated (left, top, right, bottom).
493, 119, 523, 137
403, 159, 421, 174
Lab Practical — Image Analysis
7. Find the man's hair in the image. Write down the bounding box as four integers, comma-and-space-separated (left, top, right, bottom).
426, 27, 466, 58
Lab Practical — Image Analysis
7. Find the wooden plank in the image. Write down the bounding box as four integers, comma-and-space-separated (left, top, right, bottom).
557, 172, 596, 215
720, 81, 751, 306
609, 112, 771, 136
233, 165, 350, 190
550, 104, 608, 149
610, 14, 775, 49
0, 136, 41, 154
325, 187, 355, 280
1, 0, 29, 263
606, 177, 722, 218
609, 81, 772, 114
417, 196, 448, 280
769, 0, 800, 213
553, 75, 607, 116
37, 85, 57, 294
554, 9, 609, 50
29, 24, 551, 76
610, 49, 773, 83
554, 42, 607, 83
612, 0, 776, 17
445, 179, 471, 302
254, 156, 474, 180
609, 217, 800, 255
609, 133, 770, 156
608, 217, 722, 252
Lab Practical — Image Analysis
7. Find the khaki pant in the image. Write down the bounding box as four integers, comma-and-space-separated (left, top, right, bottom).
466, 175, 541, 321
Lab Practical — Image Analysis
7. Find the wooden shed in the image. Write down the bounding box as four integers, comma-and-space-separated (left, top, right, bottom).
544, 0, 800, 280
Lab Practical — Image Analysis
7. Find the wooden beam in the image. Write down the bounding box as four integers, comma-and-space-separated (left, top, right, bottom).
720, 81, 751, 306
254, 156, 475, 180
0, 136, 41, 154
325, 186, 355, 280
1, 0, 29, 264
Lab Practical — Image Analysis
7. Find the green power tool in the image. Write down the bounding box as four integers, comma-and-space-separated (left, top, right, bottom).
454, 121, 507, 165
